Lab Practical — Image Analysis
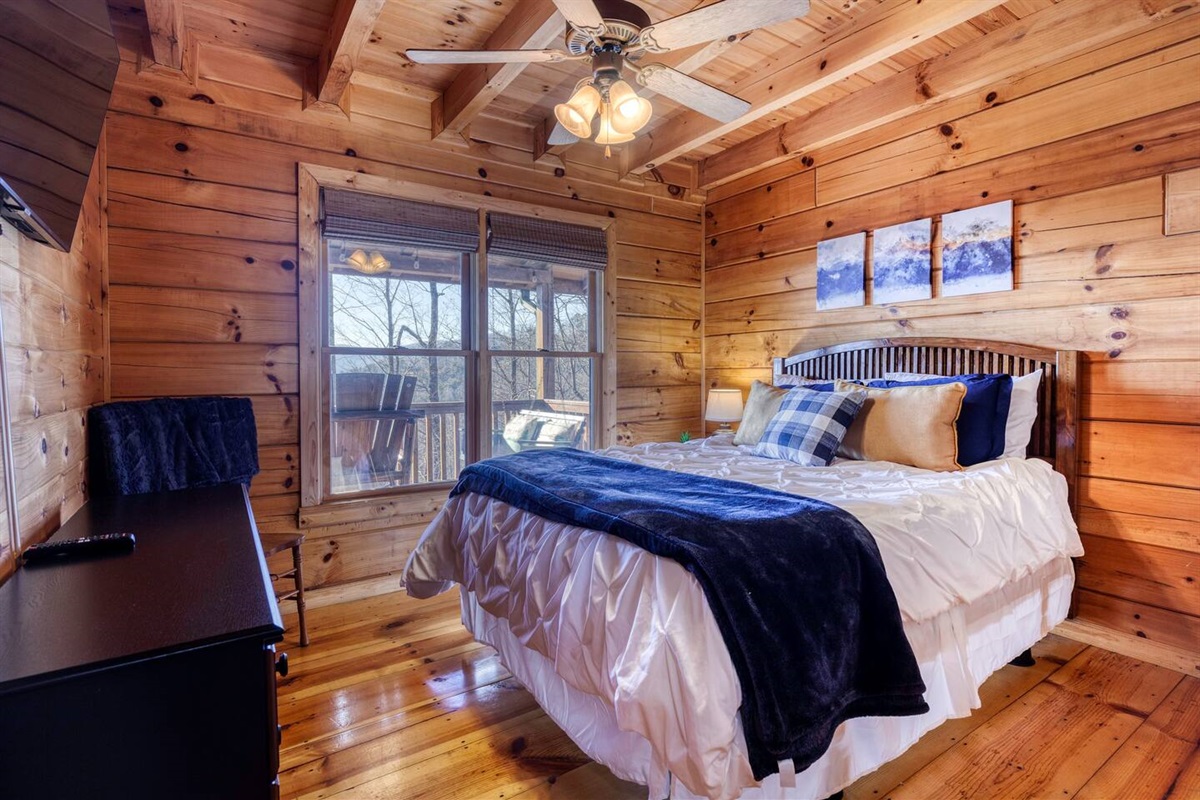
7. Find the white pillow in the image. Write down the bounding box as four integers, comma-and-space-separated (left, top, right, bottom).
773, 373, 834, 387
1003, 370, 1043, 458
882, 368, 1043, 458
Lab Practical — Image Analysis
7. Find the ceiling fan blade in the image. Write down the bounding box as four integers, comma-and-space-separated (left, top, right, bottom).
636, 64, 750, 123
547, 122, 580, 146
639, 0, 809, 52
551, 0, 605, 31
405, 49, 567, 64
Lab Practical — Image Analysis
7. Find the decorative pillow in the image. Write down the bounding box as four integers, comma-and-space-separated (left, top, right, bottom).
835, 380, 966, 471
752, 387, 866, 466
734, 380, 789, 446
868, 374, 1012, 466
773, 373, 835, 391
502, 412, 542, 451
884, 369, 1041, 459
536, 416, 583, 446
1003, 370, 1042, 458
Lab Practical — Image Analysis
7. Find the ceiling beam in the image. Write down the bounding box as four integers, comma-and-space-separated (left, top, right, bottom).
622, 0, 1009, 176
308, 0, 388, 112
699, 0, 1194, 188
434, 0, 564, 141
145, 0, 185, 70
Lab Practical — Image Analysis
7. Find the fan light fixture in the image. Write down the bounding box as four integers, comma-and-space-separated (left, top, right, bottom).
405, 0, 812, 154
344, 249, 391, 275
555, 76, 652, 157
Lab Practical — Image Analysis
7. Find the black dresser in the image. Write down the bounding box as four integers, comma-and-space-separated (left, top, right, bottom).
0, 484, 286, 799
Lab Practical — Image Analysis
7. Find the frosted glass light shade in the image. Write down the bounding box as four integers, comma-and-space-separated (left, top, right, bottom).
608, 80, 652, 134
345, 249, 391, 274
554, 84, 601, 139
705, 388, 744, 423
595, 104, 636, 145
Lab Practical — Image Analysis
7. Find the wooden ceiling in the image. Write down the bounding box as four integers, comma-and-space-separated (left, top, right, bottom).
112, 0, 1060, 189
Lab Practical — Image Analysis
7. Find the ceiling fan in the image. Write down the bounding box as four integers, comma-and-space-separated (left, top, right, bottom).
406, 0, 810, 154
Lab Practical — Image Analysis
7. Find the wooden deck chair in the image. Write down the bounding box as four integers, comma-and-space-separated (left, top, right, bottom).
333, 373, 421, 490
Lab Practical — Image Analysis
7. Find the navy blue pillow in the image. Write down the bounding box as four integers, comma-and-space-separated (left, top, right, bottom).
868, 374, 1013, 466
779, 381, 840, 392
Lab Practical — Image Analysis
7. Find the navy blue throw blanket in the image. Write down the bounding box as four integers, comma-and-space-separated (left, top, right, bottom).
89, 397, 260, 496
451, 449, 928, 780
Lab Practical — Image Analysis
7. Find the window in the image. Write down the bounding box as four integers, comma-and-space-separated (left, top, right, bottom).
310, 182, 609, 502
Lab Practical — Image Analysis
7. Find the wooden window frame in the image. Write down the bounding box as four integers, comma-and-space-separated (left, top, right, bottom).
297, 164, 617, 513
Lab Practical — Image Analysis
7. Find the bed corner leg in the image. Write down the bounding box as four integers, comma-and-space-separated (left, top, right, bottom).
1009, 648, 1035, 667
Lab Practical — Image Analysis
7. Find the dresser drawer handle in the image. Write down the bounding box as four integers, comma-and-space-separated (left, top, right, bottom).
275, 652, 289, 677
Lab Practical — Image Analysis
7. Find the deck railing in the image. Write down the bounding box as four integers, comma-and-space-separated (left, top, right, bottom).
406, 398, 590, 484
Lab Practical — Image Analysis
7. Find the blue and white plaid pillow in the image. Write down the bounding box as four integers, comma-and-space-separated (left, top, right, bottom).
752, 387, 867, 466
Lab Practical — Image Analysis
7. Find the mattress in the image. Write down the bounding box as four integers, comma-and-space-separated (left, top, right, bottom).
404, 435, 1084, 799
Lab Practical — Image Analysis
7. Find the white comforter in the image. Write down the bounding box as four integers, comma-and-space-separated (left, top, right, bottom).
404, 435, 1083, 798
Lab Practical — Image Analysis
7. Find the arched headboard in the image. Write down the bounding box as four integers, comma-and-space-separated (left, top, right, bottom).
774, 338, 1079, 510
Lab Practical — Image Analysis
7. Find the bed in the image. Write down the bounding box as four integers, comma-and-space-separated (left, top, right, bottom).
404, 338, 1085, 800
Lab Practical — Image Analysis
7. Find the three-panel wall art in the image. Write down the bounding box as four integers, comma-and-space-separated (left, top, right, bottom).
816, 199, 1014, 310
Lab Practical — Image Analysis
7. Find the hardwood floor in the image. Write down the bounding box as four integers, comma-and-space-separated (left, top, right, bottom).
276, 591, 1199, 800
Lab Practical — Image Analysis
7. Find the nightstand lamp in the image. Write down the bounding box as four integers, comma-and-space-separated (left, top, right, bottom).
706, 388, 744, 434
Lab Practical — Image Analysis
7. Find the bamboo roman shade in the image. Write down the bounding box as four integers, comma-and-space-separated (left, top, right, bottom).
322, 189, 479, 251
487, 213, 608, 270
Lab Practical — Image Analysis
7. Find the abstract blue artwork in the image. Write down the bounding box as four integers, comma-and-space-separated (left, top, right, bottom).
872, 218, 931, 305
816, 231, 866, 310
941, 200, 1014, 297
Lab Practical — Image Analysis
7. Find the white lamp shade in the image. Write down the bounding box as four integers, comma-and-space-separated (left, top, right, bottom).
608, 80, 652, 134
705, 388, 744, 423
554, 84, 601, 139
595, 104, 636, 145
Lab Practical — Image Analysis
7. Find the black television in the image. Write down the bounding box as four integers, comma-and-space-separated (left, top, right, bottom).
0, 0, 119, 251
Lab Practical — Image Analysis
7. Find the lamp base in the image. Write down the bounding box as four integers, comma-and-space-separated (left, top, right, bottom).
714, 423, 734, 434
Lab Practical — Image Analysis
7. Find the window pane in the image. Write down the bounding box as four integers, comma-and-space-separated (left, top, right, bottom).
328, 240, 464, 350
491, 356, 593, 455
488, 255, 592, 352
330, 353, 467, 493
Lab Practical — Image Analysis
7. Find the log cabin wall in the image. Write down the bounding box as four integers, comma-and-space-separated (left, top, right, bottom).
702, 15, 1200, 652
101, 26, 702, 601
0, 138, 107, 583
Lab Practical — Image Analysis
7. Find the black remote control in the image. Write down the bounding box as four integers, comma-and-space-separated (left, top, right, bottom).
22, 533, 136, 565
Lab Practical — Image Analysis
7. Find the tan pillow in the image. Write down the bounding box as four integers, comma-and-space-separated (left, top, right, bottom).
834, 380, 965, 471
733, 380, 789, 446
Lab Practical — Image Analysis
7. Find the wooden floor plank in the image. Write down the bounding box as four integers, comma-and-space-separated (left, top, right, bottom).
505, 762, 644, 799
846, 634, 1085, 798
277, 591, 1198, 800
1046, 646, 1184, 716
886, 681, 1143, 799
1166, 745, 1200, 799
1076, 677, 1200, 799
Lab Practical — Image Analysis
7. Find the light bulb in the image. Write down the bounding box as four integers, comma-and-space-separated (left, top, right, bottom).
554, 83, 601, 139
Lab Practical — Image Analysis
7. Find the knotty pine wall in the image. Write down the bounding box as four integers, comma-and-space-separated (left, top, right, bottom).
703, 23, 1200, 651
102, 48, 702, 599
0, 137, 107, 582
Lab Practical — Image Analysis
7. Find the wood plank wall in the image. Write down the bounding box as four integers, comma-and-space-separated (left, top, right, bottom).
0, 136, 107, 582
703, 9, 1200, 652
101, 40, 702, 598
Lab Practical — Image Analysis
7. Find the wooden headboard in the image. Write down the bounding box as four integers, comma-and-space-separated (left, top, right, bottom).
774, 337, 1079, 510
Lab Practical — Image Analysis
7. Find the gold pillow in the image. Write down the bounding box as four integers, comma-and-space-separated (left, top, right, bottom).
834, 380, 965, 471
733, 380, 789, 446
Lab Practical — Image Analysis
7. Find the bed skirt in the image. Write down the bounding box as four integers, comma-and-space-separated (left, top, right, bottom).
459, 556, 1076, 800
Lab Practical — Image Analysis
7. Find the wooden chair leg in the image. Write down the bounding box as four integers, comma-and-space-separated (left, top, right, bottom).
292, 543, 309, 647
